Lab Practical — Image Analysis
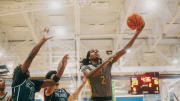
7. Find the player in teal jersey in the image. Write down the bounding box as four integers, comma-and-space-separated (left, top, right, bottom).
11, 28, 69, 101
44, 71, 87, 101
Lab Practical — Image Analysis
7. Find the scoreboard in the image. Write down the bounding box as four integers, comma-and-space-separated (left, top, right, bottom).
130, 72, 159, 95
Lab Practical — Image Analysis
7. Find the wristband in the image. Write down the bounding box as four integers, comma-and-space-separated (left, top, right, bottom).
50, 74, 60, 82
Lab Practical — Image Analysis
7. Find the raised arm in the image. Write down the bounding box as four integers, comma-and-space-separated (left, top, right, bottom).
21, 28, 52, 73
83, 24, 144, 78
56, 54, 69, 78
68, 77, 87, 101
45, 55, 69, 96
111, 24, 145, 63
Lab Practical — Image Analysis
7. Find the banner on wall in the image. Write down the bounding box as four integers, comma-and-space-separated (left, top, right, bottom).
116, 96, 143, 101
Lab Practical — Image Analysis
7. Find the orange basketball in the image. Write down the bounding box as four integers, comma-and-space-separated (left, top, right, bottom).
127, 13, 145, 30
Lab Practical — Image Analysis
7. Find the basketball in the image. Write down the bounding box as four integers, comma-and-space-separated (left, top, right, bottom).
127, 13, 145, 30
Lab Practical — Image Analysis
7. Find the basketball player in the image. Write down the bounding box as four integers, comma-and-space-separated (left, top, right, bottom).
0, 79, 11, 101
44, 71, 87, 101
81, 24, 145, 101
11, 28, 69, 101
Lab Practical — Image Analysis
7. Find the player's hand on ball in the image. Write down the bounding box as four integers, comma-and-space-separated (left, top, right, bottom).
137, 21, 145, 32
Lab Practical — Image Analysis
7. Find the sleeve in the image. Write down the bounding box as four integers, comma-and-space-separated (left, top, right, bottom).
81, 65, 89, 73
81, 65, 95, 74
12, 66, 27, 86
31, 80, 44, 92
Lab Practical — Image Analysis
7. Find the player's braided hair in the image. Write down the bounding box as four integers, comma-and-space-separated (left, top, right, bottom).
81, 50, 102, 66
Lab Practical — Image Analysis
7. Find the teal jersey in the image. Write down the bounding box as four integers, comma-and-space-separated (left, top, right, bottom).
12, 66, 43, 101
44, 88, 70, 101
12, 79, 42, 101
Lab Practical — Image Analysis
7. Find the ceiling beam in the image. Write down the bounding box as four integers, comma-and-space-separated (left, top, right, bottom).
151, 1, 180, 50
73, 0, 81, 100
23, 13, 38, 43
0, 1, 71, 16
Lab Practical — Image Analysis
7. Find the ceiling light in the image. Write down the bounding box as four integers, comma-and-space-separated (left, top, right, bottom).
49, 1, 60, 10
55, 28, 66, 34
172, 59, 178, 64
7, 62, 14, 68
126, 49, 131, 54
0, 52, 2, 57
144, 0, 158, 12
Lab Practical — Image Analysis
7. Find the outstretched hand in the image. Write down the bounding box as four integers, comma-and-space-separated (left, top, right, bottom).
42, 27, 53, 41
57, 54, 69, 72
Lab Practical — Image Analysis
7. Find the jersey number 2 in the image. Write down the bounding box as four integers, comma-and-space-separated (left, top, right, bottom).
100, 76, 106, 85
